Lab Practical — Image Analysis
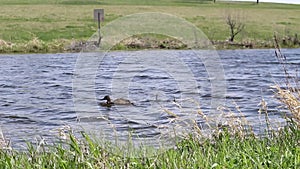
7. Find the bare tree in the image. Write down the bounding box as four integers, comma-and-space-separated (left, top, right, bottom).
257, 0, 259, 3
226, 14, 245, 42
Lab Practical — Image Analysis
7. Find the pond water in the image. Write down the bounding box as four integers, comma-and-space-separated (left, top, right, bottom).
0, 49, 299, 149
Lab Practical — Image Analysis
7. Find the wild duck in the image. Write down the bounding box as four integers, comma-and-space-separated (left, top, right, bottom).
99, 95, 134, 107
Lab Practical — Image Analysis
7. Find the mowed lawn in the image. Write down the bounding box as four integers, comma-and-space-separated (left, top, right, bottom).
0, 0, 299, 45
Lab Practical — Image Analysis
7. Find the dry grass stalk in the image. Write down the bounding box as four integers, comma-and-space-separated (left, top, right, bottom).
160, 98, 254, 139
273, 34, 300, 127
0, 128, 11, 150
272, 85, 300, 126
217, 105, 253, 138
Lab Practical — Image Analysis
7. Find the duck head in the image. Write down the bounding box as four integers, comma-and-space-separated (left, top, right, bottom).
101, 95, 112, 103
100, 95, 114, 107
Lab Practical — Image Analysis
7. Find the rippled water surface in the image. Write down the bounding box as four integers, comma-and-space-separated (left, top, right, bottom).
0, 49, 299, 148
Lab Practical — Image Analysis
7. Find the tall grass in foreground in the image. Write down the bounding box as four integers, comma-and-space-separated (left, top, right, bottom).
0, 121, 298, 168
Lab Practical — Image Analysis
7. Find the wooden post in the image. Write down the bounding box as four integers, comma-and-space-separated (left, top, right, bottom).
94, 9, 104, 46
97, 12, 101, 46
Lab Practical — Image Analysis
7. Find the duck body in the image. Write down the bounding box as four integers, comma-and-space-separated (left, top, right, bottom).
99, 95, 134, 107
113, 98, 133, 105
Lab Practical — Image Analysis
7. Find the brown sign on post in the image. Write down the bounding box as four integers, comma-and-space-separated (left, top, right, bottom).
94, 9, 104, 22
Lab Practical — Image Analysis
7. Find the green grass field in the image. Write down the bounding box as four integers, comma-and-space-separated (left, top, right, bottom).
0, 0, 299, 52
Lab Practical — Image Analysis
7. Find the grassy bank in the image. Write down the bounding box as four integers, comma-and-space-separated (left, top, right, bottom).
0, 123, 299, 168
0, 0, 299, 53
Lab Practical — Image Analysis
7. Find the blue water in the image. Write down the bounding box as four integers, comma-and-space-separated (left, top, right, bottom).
0, 49, 299, 148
